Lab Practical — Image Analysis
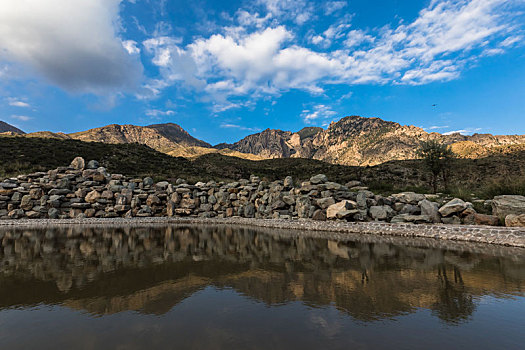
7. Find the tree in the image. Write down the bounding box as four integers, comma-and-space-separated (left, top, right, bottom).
416, 140, 454, 193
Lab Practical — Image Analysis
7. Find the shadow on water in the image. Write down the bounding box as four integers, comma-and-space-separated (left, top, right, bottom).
0, 224, 524, 326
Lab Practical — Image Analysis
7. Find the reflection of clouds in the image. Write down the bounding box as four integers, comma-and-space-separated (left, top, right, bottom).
0, 224, 524, 325
309, 309, 343, 338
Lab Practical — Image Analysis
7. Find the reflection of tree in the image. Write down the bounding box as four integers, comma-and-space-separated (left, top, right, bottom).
0, 225, 523, 322
432, 265, 476, 324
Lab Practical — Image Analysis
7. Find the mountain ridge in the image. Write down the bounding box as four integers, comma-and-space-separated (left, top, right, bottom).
4, 116, 525, 166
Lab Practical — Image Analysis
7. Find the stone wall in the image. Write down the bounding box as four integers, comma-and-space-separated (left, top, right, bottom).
0, 157, 514, 226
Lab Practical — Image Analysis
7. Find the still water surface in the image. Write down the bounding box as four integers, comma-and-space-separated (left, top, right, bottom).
0, 224, 524, 349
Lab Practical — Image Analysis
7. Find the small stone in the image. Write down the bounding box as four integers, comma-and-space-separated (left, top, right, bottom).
441, 216, 462, 225
283, 176, 293, 188
85, 190, 101, 203
70, 157, 85, 170
143, 177, 154, 187
505, 214, 525, 227
86, 160, 99, 169
310, 174, 328, 184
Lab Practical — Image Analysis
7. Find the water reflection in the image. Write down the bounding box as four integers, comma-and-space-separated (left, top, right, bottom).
1, 224, 524, 326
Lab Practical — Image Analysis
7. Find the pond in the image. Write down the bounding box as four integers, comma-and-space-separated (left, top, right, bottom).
0, 224, 524, 349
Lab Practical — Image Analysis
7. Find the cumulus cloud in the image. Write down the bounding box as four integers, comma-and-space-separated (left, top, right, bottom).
0, 0, 143, 94
443, 127, 482, 135
10, 115, 32, 122
257, 0, 314, 25
7, 98, 30, 108
220, 123, 260, 132
325, 1, 348, 15
301, 104, 338, 124
143, 0, 521, 107
145, 109, 175, 117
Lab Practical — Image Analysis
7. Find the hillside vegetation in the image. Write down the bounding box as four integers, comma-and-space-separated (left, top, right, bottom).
1, 135, 525, 199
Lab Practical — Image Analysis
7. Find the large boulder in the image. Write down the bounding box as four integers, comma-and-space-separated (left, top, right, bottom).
505, 214, 525, 227
369, 206, 394, 221
419, 199, 441, 223
463, 213, 499, 226
439, 198, 467, 217
296, 196, 311, 218
392, 192, 426, 205
492, 195, 525, 218
326, 200, 357, 219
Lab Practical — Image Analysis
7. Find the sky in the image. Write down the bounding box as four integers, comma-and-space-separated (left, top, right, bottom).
0, 0, 524, 144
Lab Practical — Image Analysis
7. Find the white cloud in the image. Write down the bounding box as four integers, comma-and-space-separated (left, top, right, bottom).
425, 125, 450, 131
220, 123, 260, 132
7, 98, 30, 108
0, 0, 143, 94
142, 0, 523, 107
10, 115, 32, 122
301, 104, 338, 124
142, 36, 205, 97
145, 109, 175, 117
257, 0, 314, 25
344, 29, 375, 48
325, 1, 348, 15
123, 40, 140, 55
443, 127, 482, 135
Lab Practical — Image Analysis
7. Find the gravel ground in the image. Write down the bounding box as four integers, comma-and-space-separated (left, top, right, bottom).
1, 217, 525, 248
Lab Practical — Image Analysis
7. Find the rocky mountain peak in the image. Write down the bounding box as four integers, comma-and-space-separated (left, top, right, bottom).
0, 121, 25, 134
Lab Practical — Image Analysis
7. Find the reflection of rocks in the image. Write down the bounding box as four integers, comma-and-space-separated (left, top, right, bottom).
0, 225, 524, 324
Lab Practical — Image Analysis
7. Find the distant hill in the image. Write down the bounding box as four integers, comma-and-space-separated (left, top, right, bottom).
218, 116, 525, 166
0, 121, 24, 134
2, 135, 525, 199
18, 122, 260, 161
5, 116, 525, 167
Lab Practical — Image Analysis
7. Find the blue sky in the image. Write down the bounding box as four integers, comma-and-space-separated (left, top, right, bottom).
0, 0, 524, 144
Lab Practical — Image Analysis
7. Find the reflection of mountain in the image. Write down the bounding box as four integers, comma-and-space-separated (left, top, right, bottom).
0, 225, 524, 323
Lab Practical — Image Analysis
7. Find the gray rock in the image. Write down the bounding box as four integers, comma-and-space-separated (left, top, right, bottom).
441, 216, 461, 225
439, 198, 467, 217
296, 196, 311, 218
310, 174, 328, 184
312, 209, 327, 221
400, 204, 420, 215
391, 214, 432, 224
48, 208, 59, 219
316, 197, 336, 209
356, 191, 367, 209
143, 177, 154, 187
243, 203, 255, 218
392, 192, 426, 204
86, 160, 99, 169
419, 199, 441, 223
492, 195, 525, 218
345, 180, 362, 188
369, 205, 394, 221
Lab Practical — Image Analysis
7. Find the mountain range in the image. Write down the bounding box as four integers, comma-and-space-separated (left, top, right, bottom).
2, 116, 525, 166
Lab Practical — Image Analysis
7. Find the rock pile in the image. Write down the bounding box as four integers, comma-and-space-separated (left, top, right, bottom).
0, 157, 514, 226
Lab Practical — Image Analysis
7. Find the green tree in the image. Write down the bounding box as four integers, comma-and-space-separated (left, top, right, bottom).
416, 140, 454, 193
